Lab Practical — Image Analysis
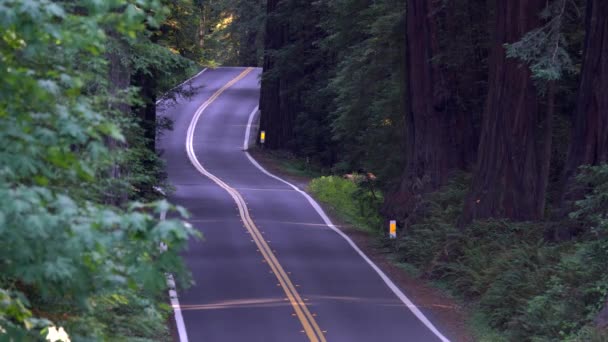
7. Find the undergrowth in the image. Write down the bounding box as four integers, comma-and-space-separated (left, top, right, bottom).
260, 149, 326, 179
305, 166, 608, 340
309, 175, 383, 232
392, 167, 608, 341
276, 152, 608, 341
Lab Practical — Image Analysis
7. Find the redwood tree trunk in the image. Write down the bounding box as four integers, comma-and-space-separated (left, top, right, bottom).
561, 0, 608, 196
461, 0, 551, 222
385, 0, 481, 219
258, 0, 294, 149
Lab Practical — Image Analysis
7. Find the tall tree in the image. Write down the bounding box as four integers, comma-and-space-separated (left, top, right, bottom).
386, 0, 485, 219
259, 0, 323, 150
325, 0, 407, 180
259, 0, 292, 149
232, 0, 266, 66
0, 1, 196, 338
462, 0, 552, 222
561, 0, 608, 197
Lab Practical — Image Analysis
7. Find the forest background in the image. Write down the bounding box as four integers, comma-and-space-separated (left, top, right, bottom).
1, 0, 607, 341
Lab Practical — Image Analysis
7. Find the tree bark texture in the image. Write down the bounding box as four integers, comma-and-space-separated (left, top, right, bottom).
461, 0, 551, 223
237, 0, 263, 67
385, 0, 482, 220
561, 0, 608, 198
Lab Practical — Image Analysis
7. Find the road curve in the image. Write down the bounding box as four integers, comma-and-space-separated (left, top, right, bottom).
158, 67, 448, 342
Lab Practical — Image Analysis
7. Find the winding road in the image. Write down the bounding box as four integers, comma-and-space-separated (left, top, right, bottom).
158, 67, 449, 342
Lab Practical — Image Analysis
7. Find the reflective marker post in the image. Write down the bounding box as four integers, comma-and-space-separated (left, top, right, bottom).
389, 220, 397, 239
260, 130, 266, 145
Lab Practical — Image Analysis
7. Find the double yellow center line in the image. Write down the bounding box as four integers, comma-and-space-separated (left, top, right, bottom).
185, 67, 326, 342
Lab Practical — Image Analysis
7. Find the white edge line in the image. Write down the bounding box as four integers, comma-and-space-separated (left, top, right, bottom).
160, 210, 190, 342
243, 109, 451, 342
243, 105, 259, 150
156, 68, 208, 105
167, 273, 189, 342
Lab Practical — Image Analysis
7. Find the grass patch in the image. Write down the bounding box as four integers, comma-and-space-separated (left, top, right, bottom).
469, 310, 508, 342
392, 261, 423, 278
258, 149, 326, 179
308, 175, 382, 233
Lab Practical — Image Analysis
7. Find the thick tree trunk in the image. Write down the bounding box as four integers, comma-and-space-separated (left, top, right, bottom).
461, 0, 551, 223
385, 0, 481, 220
132, 70, 157, 152
259, 0, 295, 149
561, 0, 608, 198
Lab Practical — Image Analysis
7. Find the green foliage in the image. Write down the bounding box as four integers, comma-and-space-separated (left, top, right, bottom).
155, 0, 264, 66
66, 290, 172, 341
258, 0, 335, 161
516, 242, 607, 340
394, 167, 608, 340
396, 173, 471, 273
514, 164, 608, 341
131, 37, 199, 94
158, 0, 205, 61
571, 164, 608, 230
469, 310, 509, 342
262, 150, 326, 179
309, 175, 382, 232
0, 0, 199, 339
161, 0, 266, 66
307, 168, 607, 339
254, 0, 599, 339
505, 0, 576, 82
260, 0, 407, 184
203, 0, 266, 66
324, 0, 407, 183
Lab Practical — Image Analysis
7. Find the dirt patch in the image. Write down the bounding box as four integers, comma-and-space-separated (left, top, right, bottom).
249, 149, 475, 342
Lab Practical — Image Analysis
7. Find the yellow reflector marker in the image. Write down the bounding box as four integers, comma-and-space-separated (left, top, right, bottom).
260, 130, 266, 144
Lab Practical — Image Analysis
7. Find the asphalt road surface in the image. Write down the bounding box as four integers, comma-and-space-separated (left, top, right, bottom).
158, 67, 449, 342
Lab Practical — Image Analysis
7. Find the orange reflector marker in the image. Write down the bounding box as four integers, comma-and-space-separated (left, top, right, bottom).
389, 220, 397, 239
